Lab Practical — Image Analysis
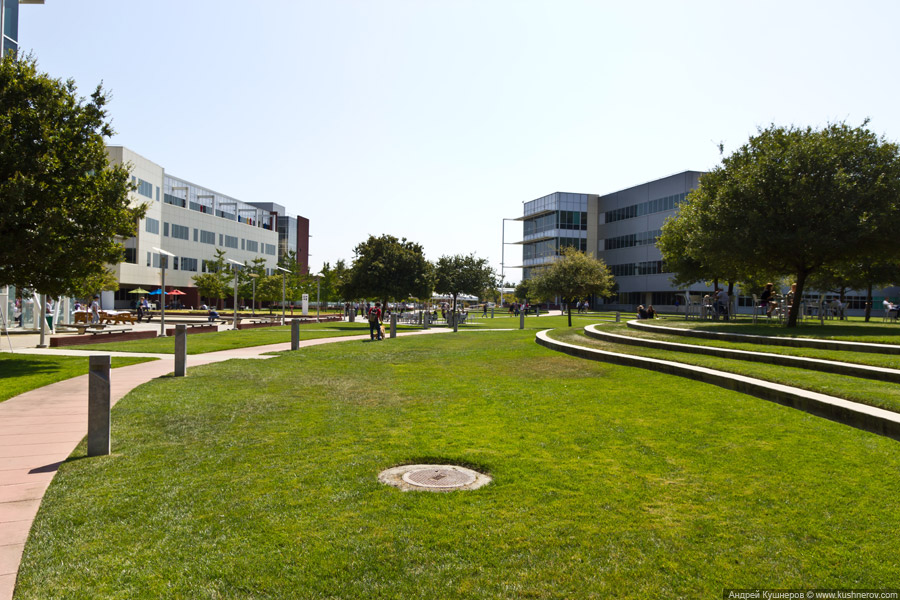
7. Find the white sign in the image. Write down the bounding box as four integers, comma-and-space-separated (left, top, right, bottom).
302, 293, 309, 315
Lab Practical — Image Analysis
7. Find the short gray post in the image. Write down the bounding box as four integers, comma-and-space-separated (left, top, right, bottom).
88, 355, 111, 457
349, 309, 356, 323
453, 312, 458, 332
519, 311, 525, 330
535, 306, 540, 317
491, 307, 494, 319
291, 319, 300, 350
616, 311, 621, 323
390, 313, 397, 338
423, 312, 430, 330
174, 325, 187, 377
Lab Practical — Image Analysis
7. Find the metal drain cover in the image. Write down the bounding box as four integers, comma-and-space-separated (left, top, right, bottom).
378, 464, 491, 492
402, 466, 476, 489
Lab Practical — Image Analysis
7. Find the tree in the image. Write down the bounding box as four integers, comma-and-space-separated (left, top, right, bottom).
433, 253, 496, 312
192, 249, 229, 308
530, 247, 616, 326
343, 235, 432, 306
514, 279, 533, 304
0, 54, 146, 297
237, 257, 268, 310
657, 122, 900, 327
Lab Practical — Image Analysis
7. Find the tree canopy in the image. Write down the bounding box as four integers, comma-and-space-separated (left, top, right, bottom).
658, 121, 900, 326
342, 234, 432, 304
0, 54, 146, 297
433, 253, 496, 311
530, 247, 615, 326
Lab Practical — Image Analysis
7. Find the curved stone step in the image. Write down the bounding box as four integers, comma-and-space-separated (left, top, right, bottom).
535, 329, 900, 442
627, 320, 900, 355
585, 325, 900, 384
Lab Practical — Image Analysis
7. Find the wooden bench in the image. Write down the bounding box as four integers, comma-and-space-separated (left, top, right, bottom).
89, 326, 132, 336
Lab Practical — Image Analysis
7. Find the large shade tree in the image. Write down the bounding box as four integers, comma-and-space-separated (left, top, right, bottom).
343, 234, 432, 307
530, 247, 616, 326
0, 54, 146, 297
433, 253, 496, 312
658, 122, 900, 327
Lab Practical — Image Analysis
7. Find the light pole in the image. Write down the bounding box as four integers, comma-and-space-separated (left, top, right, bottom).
249, 273, 259, 315
227, 258, 243, 329
501, 218, 520, 308
153, 247, 175, 337
316, 273, 321, 322
275, 266, 290, 325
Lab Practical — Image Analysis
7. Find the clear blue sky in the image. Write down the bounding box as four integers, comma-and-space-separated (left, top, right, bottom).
19, 0, 900, 282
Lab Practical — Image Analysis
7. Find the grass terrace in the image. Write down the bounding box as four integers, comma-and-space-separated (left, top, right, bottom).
14, 329, 900, 598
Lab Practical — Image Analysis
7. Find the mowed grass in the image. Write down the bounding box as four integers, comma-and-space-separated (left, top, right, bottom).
0, 354, 156, 403
642, 317, 900, 344
549, 327, 900, 414
15, 330, 900, 599
62, 321, 419, 354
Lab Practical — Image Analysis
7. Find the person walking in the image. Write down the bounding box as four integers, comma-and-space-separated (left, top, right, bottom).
90, 295, 101, 324
368, 302, 383, 341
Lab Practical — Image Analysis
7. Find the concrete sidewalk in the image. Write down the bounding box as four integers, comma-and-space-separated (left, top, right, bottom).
0, 326, 449, 600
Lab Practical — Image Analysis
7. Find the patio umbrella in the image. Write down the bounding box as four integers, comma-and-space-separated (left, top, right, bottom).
129, 287, 151, 294
148, 289, 167, 295
167, 289, 186, 295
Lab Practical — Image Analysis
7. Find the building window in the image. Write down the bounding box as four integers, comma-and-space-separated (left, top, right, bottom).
193, 228, 198, 242
137, 179, 153, 198
171, 224, 190, 240
146, 251, 151, 267
200, 230, 215, 245
181, 257, 198, 272
163, 222, 169, 237
605, 193, 687, 224
145, 217, 159, 234
224, 235, 238, 249
246, 240, 258, 253
264, 243, 276, 256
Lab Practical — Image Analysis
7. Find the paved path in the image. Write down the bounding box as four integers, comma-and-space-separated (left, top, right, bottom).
0, 327, 448, 600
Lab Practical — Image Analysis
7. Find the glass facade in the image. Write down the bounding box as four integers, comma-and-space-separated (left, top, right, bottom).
163, 175, 276, 230
604, 192, 687, 224
1, 0, 18, 56
521, 192, 589, 270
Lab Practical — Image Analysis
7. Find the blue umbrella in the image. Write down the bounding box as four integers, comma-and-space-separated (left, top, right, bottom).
148, 289, 167, 295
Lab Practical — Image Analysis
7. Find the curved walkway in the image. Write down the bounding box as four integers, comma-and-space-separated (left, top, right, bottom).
585, 325, 900, 384
536, 329, 900, 442
628, 320, 900, 354
0, 328, 448, 600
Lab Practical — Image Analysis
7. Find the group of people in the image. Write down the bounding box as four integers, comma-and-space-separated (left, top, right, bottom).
636, 305, 657, 319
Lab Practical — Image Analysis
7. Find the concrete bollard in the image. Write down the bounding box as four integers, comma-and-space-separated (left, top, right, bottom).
291, 319, 300, 350
88, 355, 111, 457
491, 307, 494, 319
349, 309, 356, 323
453, 312, 458, 333
174, 325, 187, 377
616, 312, 621, 323
390, 313, 397, 338
536, 307, 540, 317
423, 312, 430, 330
519, 311, 525, 330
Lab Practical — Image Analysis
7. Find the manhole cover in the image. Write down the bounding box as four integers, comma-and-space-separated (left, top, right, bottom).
402, 467, 476, 489
378, 464, 491, 492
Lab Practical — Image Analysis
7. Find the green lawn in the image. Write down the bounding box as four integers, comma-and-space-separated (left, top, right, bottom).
63, 322, 421, 354
0, 354, 156, 403
15, 330, 900, 598
640, 316, 900, 344
549, 327, 900, 414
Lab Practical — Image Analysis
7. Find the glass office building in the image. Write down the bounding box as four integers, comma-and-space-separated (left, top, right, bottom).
518, 192, 591, 280
1, 0, 42, 57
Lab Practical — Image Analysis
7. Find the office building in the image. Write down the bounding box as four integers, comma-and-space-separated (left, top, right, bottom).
105, 146, 309, 309
1, 0, 43, 57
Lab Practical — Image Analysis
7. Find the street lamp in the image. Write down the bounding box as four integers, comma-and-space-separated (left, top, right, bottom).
249, 273, 259, 315
226, 258, 243, 329
500, 218, 520, 308
153, 246, 175, 337
275, 265, 291, 325
315, 273, 321, 322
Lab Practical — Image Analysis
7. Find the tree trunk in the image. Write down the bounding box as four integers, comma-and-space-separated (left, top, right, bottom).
786, 272, 808, 327
864, 283, 873, 322
567, 300, 572, 327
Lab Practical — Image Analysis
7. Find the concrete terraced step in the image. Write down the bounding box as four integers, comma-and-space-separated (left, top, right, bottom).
535, 329, 900, 442
585, 324, 900, 384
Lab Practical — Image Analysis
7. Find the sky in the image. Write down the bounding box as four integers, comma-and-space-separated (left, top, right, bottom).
19, 0, 900, 282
